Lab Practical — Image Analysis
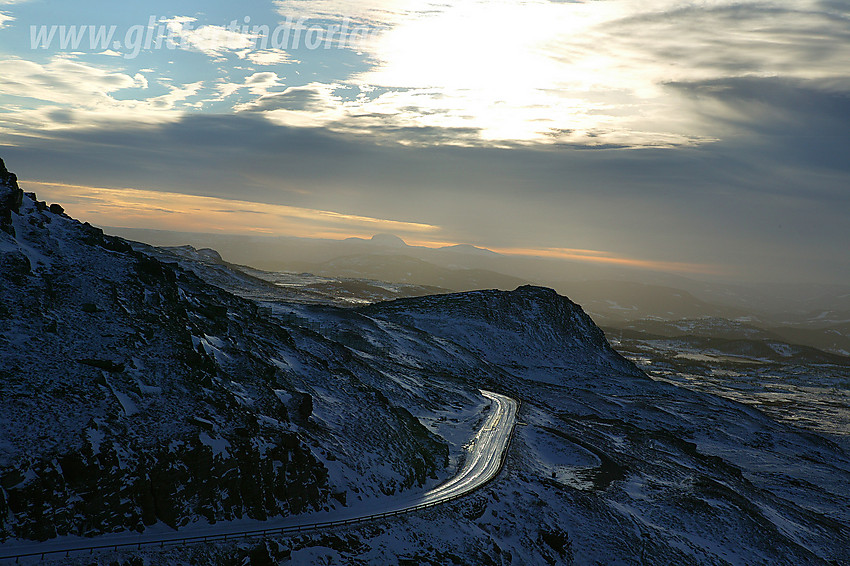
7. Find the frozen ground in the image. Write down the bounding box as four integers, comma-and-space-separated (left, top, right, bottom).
609, 335, 850, 440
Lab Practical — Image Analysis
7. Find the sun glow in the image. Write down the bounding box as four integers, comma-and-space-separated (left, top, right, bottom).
490, 246, 722, 275
261, 0, 718, 147
22, 181, 439, 239
354, 0, 627, 143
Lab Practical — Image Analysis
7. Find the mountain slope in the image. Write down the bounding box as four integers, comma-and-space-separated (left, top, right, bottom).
0, 165, 461, 541
2, 159, 849, 564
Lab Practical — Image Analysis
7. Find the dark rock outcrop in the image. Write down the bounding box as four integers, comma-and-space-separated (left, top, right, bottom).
0, 158, 23, 236
363, 285, 644, 379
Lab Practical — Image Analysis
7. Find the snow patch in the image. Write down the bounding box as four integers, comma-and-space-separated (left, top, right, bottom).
199, 432, 231, 458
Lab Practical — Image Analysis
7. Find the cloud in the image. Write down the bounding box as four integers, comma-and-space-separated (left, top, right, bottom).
0, 55, 202, 131
156, 17, 298, 68
0, 11, 12, 28
666, 76, 850, 172
595, 2, 850, 82
489, 246, 722, 276
21, 180, 439, 240
242, 49, 295, 66
243, 72, 283, 95
252, 0, 850, 149
0, 56, 141, 104
273, 0, 413, 25
149, 81, 204, 109
161, 16, 257, 59
8, 1, 848, 150
2, 112, 848, 283
214, 72, 284, 101
2, 1, 849, 282
22, 179, 720, 275
237, 84, 492, 146
236, 82, 348, 128
245, 84, 335, 112
668, 77, 850, 132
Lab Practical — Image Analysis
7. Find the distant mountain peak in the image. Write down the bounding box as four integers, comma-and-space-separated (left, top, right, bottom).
437, 243, 499, 256
370, 233, 408, 247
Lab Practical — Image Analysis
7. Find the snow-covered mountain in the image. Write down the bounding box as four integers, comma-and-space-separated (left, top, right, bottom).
363, 286, 642, 382
0, 161, 468, 541
1, 159, 849, 564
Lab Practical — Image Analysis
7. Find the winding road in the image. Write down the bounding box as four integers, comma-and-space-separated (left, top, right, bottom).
0, 389, 518, 563
404, 390, 518, 508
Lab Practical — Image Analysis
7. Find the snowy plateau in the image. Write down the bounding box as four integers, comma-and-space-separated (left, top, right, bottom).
0, 159, 849, 565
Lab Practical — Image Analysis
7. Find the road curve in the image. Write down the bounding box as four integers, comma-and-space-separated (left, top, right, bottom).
403, 390, 518, 508
0, 389, 518, 562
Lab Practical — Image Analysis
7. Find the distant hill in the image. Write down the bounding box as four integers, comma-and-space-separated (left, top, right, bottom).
302, 253, 530, 291
553, 280, 749, 323
104, 227, 850, 328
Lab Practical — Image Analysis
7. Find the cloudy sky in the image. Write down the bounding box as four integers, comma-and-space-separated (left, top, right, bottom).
0, 0, 848, 283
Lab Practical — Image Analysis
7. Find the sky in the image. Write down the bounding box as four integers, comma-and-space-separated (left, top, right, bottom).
0, 0, 848, 283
